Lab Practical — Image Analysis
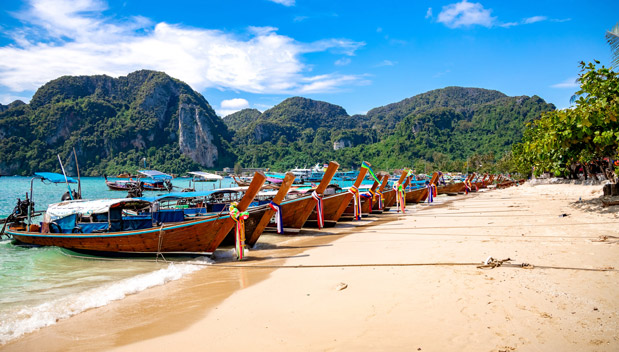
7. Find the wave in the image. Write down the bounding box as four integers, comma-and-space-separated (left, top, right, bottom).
0, 260, 208, 345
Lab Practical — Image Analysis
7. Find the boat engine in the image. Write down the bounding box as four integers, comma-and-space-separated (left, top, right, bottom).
61, 190, 81, 201
127, 182, 144, 198
13, 196, 34, 219
164, 179, 173, 192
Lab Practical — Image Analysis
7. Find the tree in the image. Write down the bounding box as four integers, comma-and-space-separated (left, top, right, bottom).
607, 22, 619, 67
512, 61, 619, 180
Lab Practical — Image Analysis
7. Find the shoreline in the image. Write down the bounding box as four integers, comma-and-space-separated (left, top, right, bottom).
2, 183, 618, 351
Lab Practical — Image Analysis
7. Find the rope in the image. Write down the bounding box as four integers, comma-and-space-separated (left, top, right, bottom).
229, 203, 249, 260
268, 201, 283, 233
156, 224, 167, 263
348, 186, 362, 220
57, 250, 618, 273
311, 191, 324, 229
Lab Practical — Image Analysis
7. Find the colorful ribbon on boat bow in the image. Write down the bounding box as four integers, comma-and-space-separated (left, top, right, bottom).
393, 182, 406, 213
268, 201, 283, 234
361, 192, 372, 212
426, 182, 437, 203
464, 179, 472, 195
348, 186, 362, 220
369, 189, 383, 210
361, 161, 381, 184
311, 191, 324, 229
229, 203, 249, 260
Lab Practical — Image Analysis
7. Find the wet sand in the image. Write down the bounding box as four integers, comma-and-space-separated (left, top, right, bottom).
2, 182, 618, 351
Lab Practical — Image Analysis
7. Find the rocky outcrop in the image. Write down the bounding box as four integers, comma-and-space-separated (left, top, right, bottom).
178, 103, 218, 167
0, 70, 232, 175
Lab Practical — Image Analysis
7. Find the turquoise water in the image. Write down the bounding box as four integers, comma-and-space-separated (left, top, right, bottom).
0, 176, 235, 345
0, 174, 378, 344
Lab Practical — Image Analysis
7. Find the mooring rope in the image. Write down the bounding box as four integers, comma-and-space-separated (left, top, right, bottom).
56, 251, 617, 272
156, 224, 167, 262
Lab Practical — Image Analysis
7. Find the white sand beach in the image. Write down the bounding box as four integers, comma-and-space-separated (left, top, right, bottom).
2, 182, 618, 352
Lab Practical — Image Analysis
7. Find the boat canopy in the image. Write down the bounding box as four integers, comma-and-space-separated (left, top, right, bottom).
138, 170, 173, 180
188, 171, 223, 181
137, 189, 239, 203
44, 198, 151, 222
34, 172, 77, 184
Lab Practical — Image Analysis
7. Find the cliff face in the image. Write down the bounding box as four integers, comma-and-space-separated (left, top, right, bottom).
0, 70, 231, 175
178, 103, 219, 167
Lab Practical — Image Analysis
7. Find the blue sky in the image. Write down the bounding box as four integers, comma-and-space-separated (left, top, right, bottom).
0, 0, 617, 117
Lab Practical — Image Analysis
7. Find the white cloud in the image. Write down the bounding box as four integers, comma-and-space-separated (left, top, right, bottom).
0, 94, 31, 105
425, 8, 433, 19
221, 98, 249, 109
437, 0, 496, 28
551, 77, 579, 89
375, 60, 396, 67
298, 74, 367, 93
499, 15, 550, 28
267, 0, 295, 6
0, 0, 365, 96
335, 57, 351, 66
218, 98, 250, 117
523, 16, 547, 24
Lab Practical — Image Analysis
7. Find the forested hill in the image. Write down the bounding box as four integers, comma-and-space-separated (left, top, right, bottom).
360, 87, 509, 134
223, 87, 555, 171
227, 97, 357, 145
0, 70, 555, 175
0, 70, 233, 176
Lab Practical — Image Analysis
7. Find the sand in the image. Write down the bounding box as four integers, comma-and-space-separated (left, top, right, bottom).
2, 182, 618, 351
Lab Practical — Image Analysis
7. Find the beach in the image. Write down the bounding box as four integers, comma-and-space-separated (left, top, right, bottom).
2, 182, 618, 351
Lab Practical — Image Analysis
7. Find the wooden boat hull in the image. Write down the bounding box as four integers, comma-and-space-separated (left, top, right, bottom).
8, 215, 238, 255
437, 182, 465, 195
405, 187, 428, 203
342, 195, 372, 218
306, 191, 352, 227
221, 204, 271, 247
382, 189, 396, 209
105, 181, 137, 191
9, 172, 267, 256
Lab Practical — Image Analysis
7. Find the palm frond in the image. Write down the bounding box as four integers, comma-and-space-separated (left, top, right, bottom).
607, 22, 619, 67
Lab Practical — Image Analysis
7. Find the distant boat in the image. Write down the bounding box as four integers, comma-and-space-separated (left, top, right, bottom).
104, 175, 139, 191
6, 173, 267, 256
187, 171, 223, 182
138, 170, 174, 191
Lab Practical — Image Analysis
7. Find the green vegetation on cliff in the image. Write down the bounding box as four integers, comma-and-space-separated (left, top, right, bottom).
0, 70, 232, 176
224, 88, 555, 172
0, 71, 556, 176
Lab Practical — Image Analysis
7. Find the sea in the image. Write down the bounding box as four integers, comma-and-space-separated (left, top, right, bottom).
0, 175, 378, 345
0, 176, 238, 345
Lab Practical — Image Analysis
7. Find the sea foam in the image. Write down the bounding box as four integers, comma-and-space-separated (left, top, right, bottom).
0, 261, 205, 345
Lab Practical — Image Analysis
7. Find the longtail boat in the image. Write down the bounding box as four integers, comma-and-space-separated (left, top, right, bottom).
104, 175, 140, 191
7, 173, 266, 256
437, 173, 471, 195
475, 174, 488, 189
305, 165, 368, 227
485, 175, 495, 187
496, 176, 525, 189
359, 177, 381, 214
405, 172, 439, 203
240, 172, 296, 246
266, 162, 339, 233
382, 170, 408, 209
371, 174, 390, 213
340, 168, 376, 220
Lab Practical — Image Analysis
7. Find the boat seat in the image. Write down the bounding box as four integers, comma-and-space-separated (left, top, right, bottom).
77, 222, 109, 233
